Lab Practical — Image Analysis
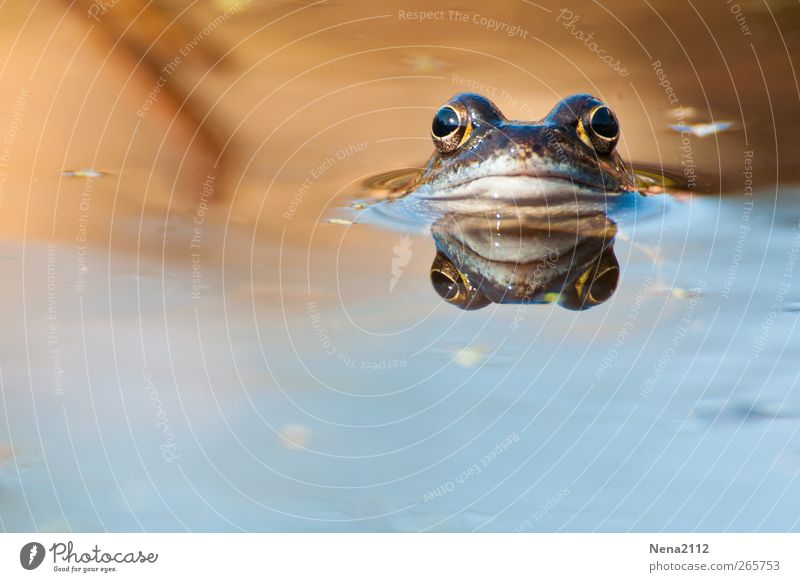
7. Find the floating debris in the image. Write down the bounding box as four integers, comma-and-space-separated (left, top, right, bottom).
780, 302, 800, 313
452, 345, 487, 368
214, 0, 250, 10
616, 232, 662, 263
671, 287, 697, 299
350, 200, 377, 211
669, 121, 734, 138
652, 286, 704, 299
403, 54, 449, 73
61, 168, 108, 178
278, 424, 311, 450
326, 218, 354, 226
667, 106, 698, 120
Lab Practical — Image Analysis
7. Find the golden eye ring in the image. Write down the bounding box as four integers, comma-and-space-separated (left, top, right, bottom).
430, 252, 490, 310
431, 102, 472, 154
577, 104, 620, 155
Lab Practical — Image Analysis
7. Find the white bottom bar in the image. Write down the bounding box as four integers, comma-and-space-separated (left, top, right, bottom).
1, 533, 797, 580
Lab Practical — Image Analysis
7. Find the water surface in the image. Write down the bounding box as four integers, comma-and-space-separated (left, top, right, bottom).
0, 0, 799, 532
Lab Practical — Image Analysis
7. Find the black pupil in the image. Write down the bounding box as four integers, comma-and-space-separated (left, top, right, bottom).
590, 107, 618, 138
432, 107, 461, 138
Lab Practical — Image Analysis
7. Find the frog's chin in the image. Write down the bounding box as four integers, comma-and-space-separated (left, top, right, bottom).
413, 174, 622, 201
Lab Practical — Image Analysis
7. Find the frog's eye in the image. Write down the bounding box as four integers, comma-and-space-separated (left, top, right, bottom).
578, 105, 620, 155
430, 252, 490, 310
431, 104, 472, 154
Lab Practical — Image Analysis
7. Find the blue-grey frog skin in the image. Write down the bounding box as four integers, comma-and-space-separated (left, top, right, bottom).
405, 92, 636, 205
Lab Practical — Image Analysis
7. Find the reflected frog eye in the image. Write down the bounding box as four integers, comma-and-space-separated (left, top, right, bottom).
579, 104, 620, 155
431, 104, 472, 154
558, 248, 619, 310
430, 252, 490, 310
431, 269, 460, 301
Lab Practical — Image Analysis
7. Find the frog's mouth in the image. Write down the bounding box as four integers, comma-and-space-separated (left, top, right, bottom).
413, 173, 623, 201
413, 153, 634, 199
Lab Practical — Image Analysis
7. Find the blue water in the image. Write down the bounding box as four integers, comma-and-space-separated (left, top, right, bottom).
2, 189, 798, 532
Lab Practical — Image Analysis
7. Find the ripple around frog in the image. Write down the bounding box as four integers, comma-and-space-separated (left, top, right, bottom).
352, 163, 689, 233
360, 167, 421, 194
629, 163, 702, 195
360, 163, 696, 201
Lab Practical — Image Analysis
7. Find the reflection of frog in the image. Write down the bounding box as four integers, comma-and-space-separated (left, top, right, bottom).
429, 205, 619, 310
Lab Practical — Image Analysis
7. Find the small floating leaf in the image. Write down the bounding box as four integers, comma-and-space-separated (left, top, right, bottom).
669, 121, 734, 138
671, 287, 694, 299
326, 218, 353, 226
453, 345, 487, 368
350, 200, 374, 210
61, 168, 108, 178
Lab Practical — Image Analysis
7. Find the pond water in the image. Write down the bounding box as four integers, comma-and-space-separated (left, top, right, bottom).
0, 0, 799, 532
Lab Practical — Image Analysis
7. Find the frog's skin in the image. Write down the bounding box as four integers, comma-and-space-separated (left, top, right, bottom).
403, 92, 635, 207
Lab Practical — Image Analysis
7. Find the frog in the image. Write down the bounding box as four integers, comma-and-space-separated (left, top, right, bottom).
364, 92, 647, 310
406, 92, 636, 206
